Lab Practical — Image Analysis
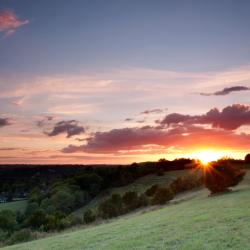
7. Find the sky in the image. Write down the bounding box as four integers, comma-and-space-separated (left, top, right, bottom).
0, 0, 250, 164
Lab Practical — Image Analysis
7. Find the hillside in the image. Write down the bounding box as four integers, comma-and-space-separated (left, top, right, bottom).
2, 171, 250, 250
0, 200, 27, 213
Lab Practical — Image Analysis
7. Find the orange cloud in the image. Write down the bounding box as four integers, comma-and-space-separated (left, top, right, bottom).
0, 10, 29, 37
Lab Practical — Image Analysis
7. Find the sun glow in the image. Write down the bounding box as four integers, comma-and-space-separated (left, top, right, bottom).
191, 150, 226, 165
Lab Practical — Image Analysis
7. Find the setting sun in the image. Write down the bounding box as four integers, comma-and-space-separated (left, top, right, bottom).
191, 150, 226, 165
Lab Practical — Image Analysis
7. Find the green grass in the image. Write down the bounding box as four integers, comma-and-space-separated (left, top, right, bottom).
0, 200, 27, 213
2, 170, 250, 250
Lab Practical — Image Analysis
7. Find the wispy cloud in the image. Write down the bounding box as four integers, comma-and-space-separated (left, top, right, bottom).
0, 10, 29, 38
140, 108, 167, 115
200, 86, 250, 96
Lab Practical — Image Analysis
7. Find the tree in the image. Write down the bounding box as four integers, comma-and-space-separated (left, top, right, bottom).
145, 185, 159, 197
151, 187, 174, 205
245, 154, 250, 163
122, 191, 139, 211
83, 209, 96, 224
0, 209, 17, 234
204, 162, 245, 194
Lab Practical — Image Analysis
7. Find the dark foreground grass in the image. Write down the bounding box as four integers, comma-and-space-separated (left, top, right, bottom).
2, 172, 250, 250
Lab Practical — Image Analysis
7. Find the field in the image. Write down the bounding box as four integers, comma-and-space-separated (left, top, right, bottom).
0, 200, 27, 213
2, 170, 250, 250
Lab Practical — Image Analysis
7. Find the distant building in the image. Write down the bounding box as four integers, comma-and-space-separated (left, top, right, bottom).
0, 195, 7, 203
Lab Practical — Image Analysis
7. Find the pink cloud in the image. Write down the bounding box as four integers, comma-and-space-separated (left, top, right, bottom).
0, 10, 29, 37
160, 104, 250, 130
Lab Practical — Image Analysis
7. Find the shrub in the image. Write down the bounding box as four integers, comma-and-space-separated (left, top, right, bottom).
137, 194, 149, 207
0, 210, 17, 235
98, 199, 118, 219
145, 185, 159, 197
170, 175, 202, 194
83, 209, 96, 224
122, 191, 139, 211
7, 229, 36, 245
26, 209, 47, 229
204, 162, 245, 194
151, 187, 174, 205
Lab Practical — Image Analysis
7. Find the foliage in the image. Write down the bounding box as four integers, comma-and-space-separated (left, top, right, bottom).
151, 188, 174, 205
170, 175, 202, 194
145, 185, 159, 197
6, 229, 36, 245
83, 209, 96, 224
204, 162, 245, 194
0, 210, 17, 235
245, 154, 250, 163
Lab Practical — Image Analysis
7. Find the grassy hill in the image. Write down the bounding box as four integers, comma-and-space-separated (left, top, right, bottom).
2, 171, 250, 250
0, 200, 27, 213
74, 169, 189, 216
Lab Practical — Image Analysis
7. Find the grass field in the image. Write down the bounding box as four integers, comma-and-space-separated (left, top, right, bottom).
2, 170, 250, 250
0, 200, 27, 213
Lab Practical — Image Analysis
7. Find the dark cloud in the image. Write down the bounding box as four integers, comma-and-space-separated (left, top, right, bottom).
140, 108, 166, 115
46, 120, 85, 138
125, 118, 133, 122
37, 116, 54, 127
200, 86, 250, 96
62, 124, 250, 154
0, 118, 10, 127
160, 104, 250, 130
62, 127, 170, 153
62, 104, 250, 154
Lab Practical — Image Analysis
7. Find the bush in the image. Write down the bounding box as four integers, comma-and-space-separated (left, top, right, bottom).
0, 210, 17, 234
26, 209, 47, 229
83, 209, 96, 224
145, 185, 159, 197
137, 194, 149, 207
151, 187, 174, 205
7, 229, 36, 245
98, 199, 118, 219
122, 191, 139, 211
204, 162, 245, 194
170, 175, 202, 194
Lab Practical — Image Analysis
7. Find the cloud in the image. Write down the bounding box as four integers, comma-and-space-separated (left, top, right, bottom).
200, 86, 250, 96
140, 108, 166, 115
62, 126, 170, 153
0, 147, 18, 151
46, 120, 85, 138
0, 118, 10, 127
0, 10, 29, 38
160, 104, 250, 130
62, 104, 250, 154
62, 124, 250, 154
37, 116, 54, 127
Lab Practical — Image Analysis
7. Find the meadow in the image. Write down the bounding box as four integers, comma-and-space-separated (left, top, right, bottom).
2, 171, 249, 250
0, 200, 27, 213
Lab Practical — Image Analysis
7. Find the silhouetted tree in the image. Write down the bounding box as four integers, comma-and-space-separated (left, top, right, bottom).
245, 154, 250, 163
204, 162, 245, 195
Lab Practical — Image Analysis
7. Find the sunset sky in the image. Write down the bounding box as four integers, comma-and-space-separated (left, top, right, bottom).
0, 0, 250, 164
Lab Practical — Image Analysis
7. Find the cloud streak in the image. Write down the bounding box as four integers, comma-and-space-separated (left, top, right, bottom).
200, 86, 250, 96
0, 10, 29, 38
